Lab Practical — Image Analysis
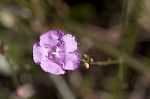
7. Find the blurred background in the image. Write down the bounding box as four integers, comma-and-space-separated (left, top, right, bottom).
0, 0, 150, 99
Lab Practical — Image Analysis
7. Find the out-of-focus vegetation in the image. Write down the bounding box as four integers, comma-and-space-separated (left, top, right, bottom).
0, 0, 150, 99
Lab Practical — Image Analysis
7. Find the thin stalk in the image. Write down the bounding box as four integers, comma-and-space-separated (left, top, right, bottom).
89, 60, 119, 66
81, 58, 119, 66
6, 56, 20, 88
118, 0, 140, 98
11, 71, 20, 88
117, 0, 130, 98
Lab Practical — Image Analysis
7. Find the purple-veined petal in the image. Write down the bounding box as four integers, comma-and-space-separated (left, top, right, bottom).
33, 42, 42, 64
63, 52, 80, 70
41, 60, 65, 75
61, 34, 77, 53
40, 30, 64, 47
33, 42, 49, 64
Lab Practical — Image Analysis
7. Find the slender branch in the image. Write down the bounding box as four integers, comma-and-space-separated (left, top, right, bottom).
89, 60, 119, 66
81, 59, 119, 66
5, 56, 20, 88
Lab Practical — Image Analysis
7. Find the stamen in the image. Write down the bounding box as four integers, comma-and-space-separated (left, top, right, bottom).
52, 48, 60, 56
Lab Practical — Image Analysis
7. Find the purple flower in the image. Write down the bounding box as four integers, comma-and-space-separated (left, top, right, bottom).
33, 30, 81, 75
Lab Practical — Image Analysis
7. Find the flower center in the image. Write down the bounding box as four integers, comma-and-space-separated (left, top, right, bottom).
52, 47, 60, 58
49, 46, 65, 66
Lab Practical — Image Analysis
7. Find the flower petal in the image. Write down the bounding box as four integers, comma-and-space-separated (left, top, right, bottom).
40, 30, 64, 47
33, 42, 49, 64
61, 34, 77, 52
63, 52, 80, 70
41, 60, 65, 75
33, 42, 42, 64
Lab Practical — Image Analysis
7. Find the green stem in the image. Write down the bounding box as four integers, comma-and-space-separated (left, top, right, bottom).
6, 56, 20, 88
118, 0, 140, 98
117, 57, 124, 98
81, 59, 119, 66
11, 72, 20, 88
90, 60, 119, 66
117, 0, 129, 98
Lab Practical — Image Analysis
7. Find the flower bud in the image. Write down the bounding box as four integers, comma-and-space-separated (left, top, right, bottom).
89, 58, 94, 62
83, 62, 89, 69
83, 54, 88, 59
